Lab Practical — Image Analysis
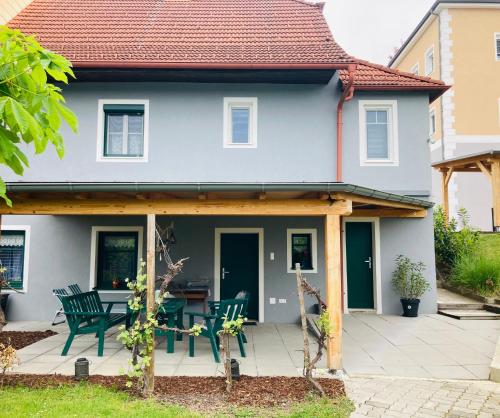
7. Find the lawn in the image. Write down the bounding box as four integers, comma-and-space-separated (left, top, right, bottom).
479, 233, 500, 259
0, 384, 354, 418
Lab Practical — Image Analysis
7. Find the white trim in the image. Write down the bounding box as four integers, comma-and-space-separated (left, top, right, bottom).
425, 45, 435, 76
429, 108, 436, 137
359, 100, 399, 167
223, 97, 258, 148
0, 225, 30, 294
494, 33, 500, 61
442, 135, 500, 144
440, 9, 456, 138
286, 228, 318, 274
96, 99, 150, 162
89, 226, 144, 293
410, 62, 419, 76
342, 218, 382, 315
214, 228, 264, 322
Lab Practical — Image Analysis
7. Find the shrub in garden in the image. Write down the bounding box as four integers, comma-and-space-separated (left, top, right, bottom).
451, 255, 500, 297
434, 206, 480, 280
391, 255, 430, 300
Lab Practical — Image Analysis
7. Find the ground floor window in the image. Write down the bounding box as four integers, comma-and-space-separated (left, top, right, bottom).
287, 229, 317, 273
96, 231, 139, 290
0, 229, 28, 291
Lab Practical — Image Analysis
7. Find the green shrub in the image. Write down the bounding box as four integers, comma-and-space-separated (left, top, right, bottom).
434, 206, 480, 279
391, 255, 430, 300
451, 255, 500, 297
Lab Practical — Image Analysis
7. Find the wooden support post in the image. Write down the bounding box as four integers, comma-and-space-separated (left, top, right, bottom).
441, 169, 453, 223
324, 214, 342, 370
144, 213, 156, 395
492, 160, 500, 230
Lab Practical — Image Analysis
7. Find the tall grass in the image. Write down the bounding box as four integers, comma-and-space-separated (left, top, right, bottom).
451, 255, 500, 297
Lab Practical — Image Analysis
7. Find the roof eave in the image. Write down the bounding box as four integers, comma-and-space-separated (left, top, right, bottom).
347, 84, 451, 103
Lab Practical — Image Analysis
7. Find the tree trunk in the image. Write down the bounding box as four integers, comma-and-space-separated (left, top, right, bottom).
295, 264, 310, 377
223, 333, 232, 393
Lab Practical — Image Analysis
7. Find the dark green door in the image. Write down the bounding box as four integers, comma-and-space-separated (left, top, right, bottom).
220, 233, 259, 320
346, 222, 374, 309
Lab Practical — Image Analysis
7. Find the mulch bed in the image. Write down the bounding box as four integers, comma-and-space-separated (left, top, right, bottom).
1, 374, 345, 409
0, 330, 58, 350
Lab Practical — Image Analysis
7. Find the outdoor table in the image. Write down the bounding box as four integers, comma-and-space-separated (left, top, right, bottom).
156, 298, 187, 353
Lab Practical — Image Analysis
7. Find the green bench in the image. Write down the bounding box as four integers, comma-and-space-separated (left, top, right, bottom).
59, 290, 128, 357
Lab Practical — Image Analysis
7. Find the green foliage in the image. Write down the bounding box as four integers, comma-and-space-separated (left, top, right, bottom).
217, 315, 245, 337
451, 254, 500, 297
478, 233, 500, 260
0, 384, 198, 417
434, 206, 480, 279
391, 255, 430, 300
283, 396, 355, 418
0, 26, 78, 205
117, 261, 200, 389
316, 309, 332, 339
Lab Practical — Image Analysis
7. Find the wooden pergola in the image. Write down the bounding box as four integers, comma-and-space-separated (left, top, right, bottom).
433, 151, 500, 230
0, 182, 432, 379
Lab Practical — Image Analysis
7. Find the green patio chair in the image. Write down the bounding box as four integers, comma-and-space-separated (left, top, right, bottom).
68, 283, 83, 295
208, 290, 250, 343
186, 298, 246, 363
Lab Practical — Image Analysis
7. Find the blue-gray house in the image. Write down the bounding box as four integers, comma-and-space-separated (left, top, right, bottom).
0, 0, 448, 368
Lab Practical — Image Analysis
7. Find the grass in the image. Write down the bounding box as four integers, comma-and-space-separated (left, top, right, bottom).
451, 254, 500, 297
0, 384, 354, 418
478, 233, 500, 260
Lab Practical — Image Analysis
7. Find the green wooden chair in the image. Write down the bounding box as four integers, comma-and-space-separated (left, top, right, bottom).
186, 298, 246, 363
208, 290, 250, 343
59, 290, 127, 357
68, 283, 83, 295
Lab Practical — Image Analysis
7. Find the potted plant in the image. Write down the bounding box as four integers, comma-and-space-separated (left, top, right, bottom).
391, 255, 430, 317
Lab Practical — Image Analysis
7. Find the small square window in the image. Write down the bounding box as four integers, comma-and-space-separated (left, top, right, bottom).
287, 229, 317, 273
0, 228, 29, 292
223, 98, 257, 148
425, 47, 434, 76
97, 100, 149, 162
410, 63, 419, 76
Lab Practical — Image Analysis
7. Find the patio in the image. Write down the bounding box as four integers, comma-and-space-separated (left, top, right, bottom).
5, 313, 499, 380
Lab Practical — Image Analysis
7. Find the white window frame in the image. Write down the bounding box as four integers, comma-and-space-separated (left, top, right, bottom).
287, 229, 318, 274
0, 225, 30, 293
495, 33, 500, 61
410, 62, 419, 76
96, 99, 149, 162
359, 100, 399, 166
223, 97, 258, 148
425, 46, 434, 76
429, 109, 436, 137
89, 226, 144, 293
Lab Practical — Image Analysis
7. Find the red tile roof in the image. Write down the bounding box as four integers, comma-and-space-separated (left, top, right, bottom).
340, 59, 449, 98
8, 0, 353, 69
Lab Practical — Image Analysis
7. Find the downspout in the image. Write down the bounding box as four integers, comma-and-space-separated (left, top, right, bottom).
336, 64, 357, 182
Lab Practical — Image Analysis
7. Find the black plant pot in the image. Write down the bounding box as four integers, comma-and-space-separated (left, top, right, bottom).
0, 294, 9, 319
401, 298, 420, 317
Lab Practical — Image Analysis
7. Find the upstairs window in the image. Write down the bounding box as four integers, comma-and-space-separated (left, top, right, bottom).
223, 98, 257, 148
97, 100, 149, 162
425, 47, 434, 76
429, 109, 436, 137
495, 33, 500, 61
359, 100, 399, 166
410, 63, 419, 76
0, 228, 29, 292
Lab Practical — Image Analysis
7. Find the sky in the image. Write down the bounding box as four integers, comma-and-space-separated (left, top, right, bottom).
323, 0, 437, 65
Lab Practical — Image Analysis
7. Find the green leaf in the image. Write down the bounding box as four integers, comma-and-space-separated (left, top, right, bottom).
0, 177, 12, 207
54, 101, 78, 133
31, 64, 47, 86
45, 65, 68, 84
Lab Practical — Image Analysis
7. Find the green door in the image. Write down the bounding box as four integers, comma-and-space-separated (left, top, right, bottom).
346, 222, 374, 309
220, 233, 259, 320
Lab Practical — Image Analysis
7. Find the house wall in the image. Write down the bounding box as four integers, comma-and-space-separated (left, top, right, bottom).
2, 213, 437, 322
0, 80, 432, 195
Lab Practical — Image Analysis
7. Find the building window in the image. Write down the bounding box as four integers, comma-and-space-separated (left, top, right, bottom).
359, 100, 399, 166
425, 47, 434, 76
410, 63, 419, 76
429, 110, 436, 137
287, 229, 317, 273
0, 227, 30, 292
91, 227, 143, 291
223, 97, 257, 148
495, 33, 500, 61
97, 100, 149, 162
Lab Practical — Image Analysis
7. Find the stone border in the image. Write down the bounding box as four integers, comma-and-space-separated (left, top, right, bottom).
440, 281, 500, 305
490, 335, 500, 383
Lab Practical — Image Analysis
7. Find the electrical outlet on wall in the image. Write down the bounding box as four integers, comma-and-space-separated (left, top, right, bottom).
269, 297, 276, 304
270, 252, 275, 261
279, 298, 286, 304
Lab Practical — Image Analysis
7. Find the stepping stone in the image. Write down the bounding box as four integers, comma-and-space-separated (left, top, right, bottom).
438, 309, 500, 320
